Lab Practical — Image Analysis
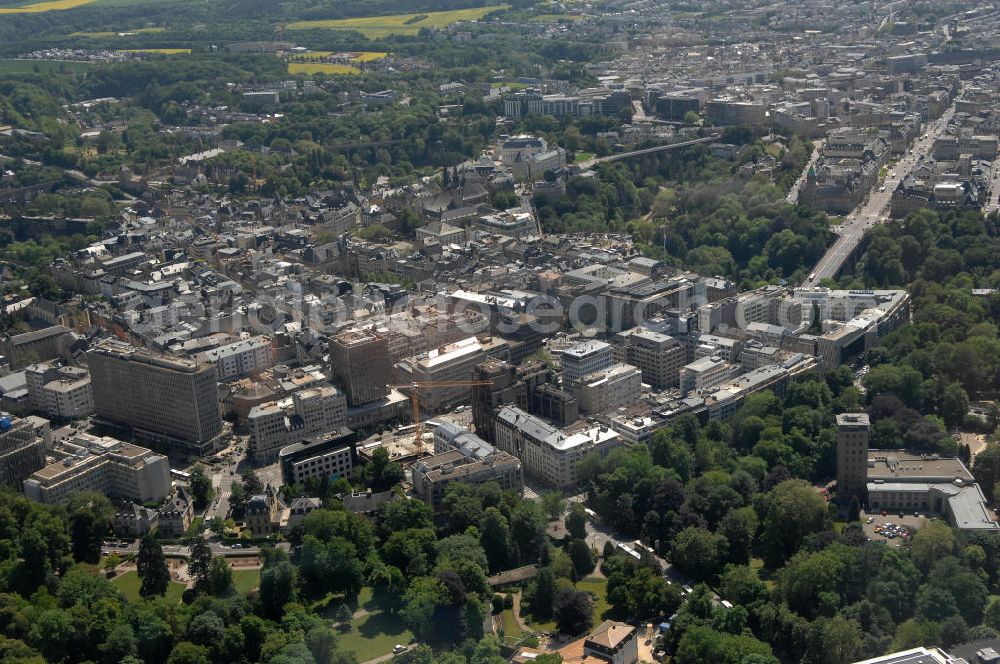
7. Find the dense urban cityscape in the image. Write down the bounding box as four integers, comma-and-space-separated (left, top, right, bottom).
1, 0, 1000, 662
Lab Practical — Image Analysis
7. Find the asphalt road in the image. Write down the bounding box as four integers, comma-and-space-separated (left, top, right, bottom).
804, 104, 958, 286
786, 139, 824, 204
985, 159, 1000, 216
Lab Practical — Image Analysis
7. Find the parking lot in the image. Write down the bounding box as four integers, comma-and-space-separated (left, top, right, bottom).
861, 511, 926, 545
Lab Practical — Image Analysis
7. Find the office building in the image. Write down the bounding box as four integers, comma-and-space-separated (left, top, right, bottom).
495, 406, 622, 488
24, 362, 93, 420
413, 427, 522, 516
395, 337, 485, 412
576, 364, 642, 415
278, 429, 355, 486
865, 451, 998, 532
561, 341, 614, 389
614, 328, 685, 389
330, 330, 391, 407
23, 433, 170, 505
248, 386, 347, 464
345, 388, 411, 431
836, 413, 870, 503
705, 99, 767, 127
87, 339, 223, 456
472, 359, 550, 442
0, 416, 45, 489
679, 356, 733, 396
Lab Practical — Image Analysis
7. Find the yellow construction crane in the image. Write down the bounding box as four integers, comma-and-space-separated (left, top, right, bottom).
388, 380, 492, 445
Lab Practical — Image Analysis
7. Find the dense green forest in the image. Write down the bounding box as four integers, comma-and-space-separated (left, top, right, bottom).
534, 132, 831, 286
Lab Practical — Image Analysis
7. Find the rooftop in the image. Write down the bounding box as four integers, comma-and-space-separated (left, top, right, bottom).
867, 451, 972, 482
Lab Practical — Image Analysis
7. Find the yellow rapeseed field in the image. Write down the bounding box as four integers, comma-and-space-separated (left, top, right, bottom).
285, 5, 507, 37
288, 62, 361, 75
289, 51, 386, 62
0, 0, 95, 14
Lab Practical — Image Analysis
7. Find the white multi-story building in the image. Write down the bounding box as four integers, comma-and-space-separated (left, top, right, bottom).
23, 433, 170, 505
495, 405, 622, 488
394, 337, 485, 412
679, 356, 734, 396
24, 362, 94, 421
576, 363, 642, 415
561, 341, 614, 388
193, 336, 274, 382
248, 386, 347, 464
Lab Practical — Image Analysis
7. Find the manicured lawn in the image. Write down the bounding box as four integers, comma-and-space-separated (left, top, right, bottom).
577, 576, 615, 621
500, 608, 526, 639
112, 571, 186, 604
0, 59, 92, 73
337, 612, 412, 661
524, 611, 557, 633
232, 568, 260, 595
574, 151, 595, 163
286, 5, 509, 37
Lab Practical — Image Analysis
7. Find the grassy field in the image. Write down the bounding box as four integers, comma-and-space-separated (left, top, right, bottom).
0, 59, 92, 73
231, 568, 260, 595
0, 0, 94, 13
71, 27, 165, 37
524, 576, 614, 632
576, 576, 615, 621
499, 608, 526, 639
286, 5, 508, 37
338, 611, 412, 661
288, 62, 361, 75
112, 571, 186, 604
123, 48, 191, 54
574, 151, 595, 163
